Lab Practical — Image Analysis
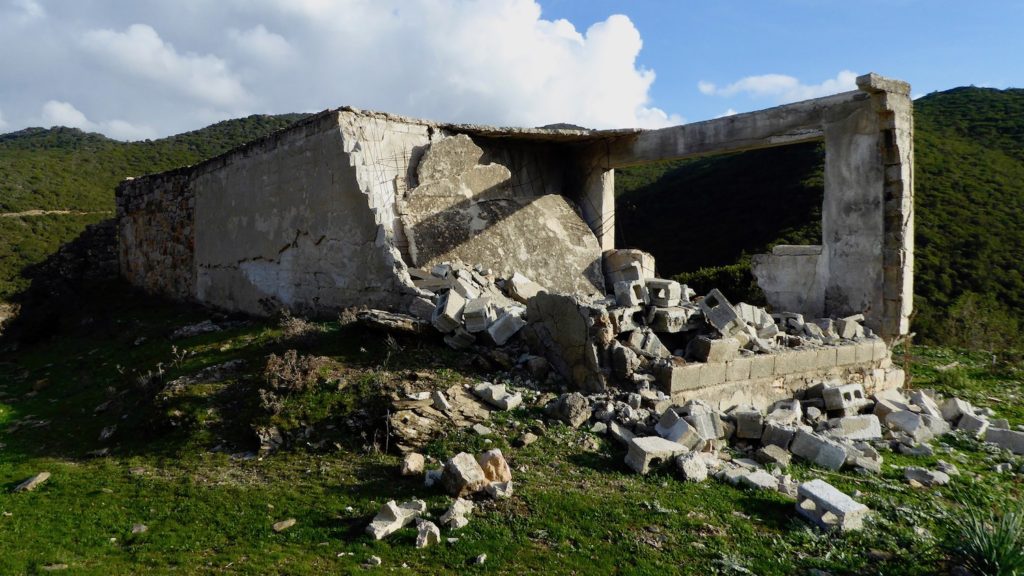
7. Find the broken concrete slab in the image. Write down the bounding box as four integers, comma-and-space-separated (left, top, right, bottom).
526, 294, 607, 393
885, 410, 934, 443
904, 467, 950, 487
825, 415, 882, 441
13, 471, 50, 493
734, 406, 765, 440
442, 452, 490, 497
940, 397, 973, 423
676, 452, 709, 482
625, 436, 688, 474
909, 390, 942, 419
740, 470, 779, 491
796, 479, 869, 531
755, 444, 792, 468
366, 499, 428, 540
487, 312, 527, 346
957, 412, 990, 437
654, 409, 700, 449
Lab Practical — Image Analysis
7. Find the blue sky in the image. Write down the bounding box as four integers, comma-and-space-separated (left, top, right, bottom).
0, 0, 1020, 139
543, 0, 1024, 121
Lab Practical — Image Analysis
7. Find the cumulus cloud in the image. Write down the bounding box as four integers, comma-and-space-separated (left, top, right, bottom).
0, 1, 681, 138
40, 100, 155, 140
698, 70, 858, 103
81, 23, 251, 108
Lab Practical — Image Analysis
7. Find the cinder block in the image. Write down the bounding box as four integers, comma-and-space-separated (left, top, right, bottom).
836, 344, 857, 366
855, 342, 874, 364
871, 340, 889, 362
816, 347, 838, 369
749, 355, 775, 379
774, 350, 800, 375
795, 349, 818, 373
796, 479, 869, 531
656, 363, 702, 394
699, 363, 727, 387
726, 357, 752, 381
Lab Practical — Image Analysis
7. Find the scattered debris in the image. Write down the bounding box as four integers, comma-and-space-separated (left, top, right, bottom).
440, 498, 474, 530
366, 500, 427, 540
272, 518, 296, 533
415, 520, 441, 548
13, 472, 50, 493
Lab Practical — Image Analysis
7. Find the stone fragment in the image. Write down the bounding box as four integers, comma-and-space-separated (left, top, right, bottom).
486, 481, 513, 499
904, 467, 950, 487
272, 518, 296, 533
366, 500, 427, 540
442, 452, 490, 497
761, 423, 797, 450
432, 390, 452, 412
471, 423, 493, 436
443, 327, 475, 349
986, 428, 1024, 454
688, 336, 740, 363
424, 468, 443, 487
625, 436, 688, 474
472, 382, 522, 411
608, 421, 635, 446
836, 316, 865, 339
611, 342, 641, 380
675, 452, 709, 482
825, 415, 882, 441
514, 432, 538, 447
401, 453, 425, 476
957, 412, 990, 437
477, 449, 512, 483
796, 479, 869, 531
755, 444, 792, 468
366, 556, 382, 567
409, 297, 437, 322
549, 392, 592, 428
13, 472, 50, 493
649, 306, 696, 333
789, 430, 847, 470
940, 397, 973, 423
766, 399, 802, 426
440, 498, 474, 530
909, 390, 942, 418
416, 520, 441, 548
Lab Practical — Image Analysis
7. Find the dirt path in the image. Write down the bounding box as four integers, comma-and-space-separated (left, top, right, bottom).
0, 209, 112, 218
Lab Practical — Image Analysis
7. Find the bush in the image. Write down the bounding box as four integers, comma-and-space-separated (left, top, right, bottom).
945, 292, 1022, 353
946, 506, 1024, 576
263, 349, 326, 394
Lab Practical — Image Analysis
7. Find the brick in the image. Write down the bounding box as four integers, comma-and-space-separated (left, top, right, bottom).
836, 344, 857, 366
749, 355, 775, 379
656, 362, 702, 394
725, 357, 752, 381
855, 342, 875, 364
699, 363, 727, 387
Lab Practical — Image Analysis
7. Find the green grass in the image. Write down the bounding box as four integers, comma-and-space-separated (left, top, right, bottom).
1, 286, 1023, 574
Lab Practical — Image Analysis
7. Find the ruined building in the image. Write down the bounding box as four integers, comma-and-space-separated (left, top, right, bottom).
116, 73, 914, 409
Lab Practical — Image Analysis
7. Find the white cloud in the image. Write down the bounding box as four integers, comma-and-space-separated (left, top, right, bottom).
6, 0, 45, 23
0, 1, 682, 138
40, 100, 156, 140
81, 23, 251, 109
228, 25, 294, 65
698, 70, 859, 104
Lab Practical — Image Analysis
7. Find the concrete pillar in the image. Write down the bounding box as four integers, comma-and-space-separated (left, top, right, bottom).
581, 167, 615, 251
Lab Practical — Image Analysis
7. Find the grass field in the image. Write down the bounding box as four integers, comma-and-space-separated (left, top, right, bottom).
0, 285, 1022, 575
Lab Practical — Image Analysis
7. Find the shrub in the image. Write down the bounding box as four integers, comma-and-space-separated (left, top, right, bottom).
945, 292, 1022, 353
946, 506, 1024, 576
263, 349, 325, 394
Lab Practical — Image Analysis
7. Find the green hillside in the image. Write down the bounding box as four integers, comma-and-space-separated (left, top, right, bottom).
616, 86, 1024, 345
0, 114, 309, 297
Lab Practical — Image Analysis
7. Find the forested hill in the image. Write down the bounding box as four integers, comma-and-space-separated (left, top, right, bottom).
615, 86, 1024, 345
0, 114, 309, 298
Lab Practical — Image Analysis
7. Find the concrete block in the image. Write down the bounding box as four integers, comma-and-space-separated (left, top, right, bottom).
614, 280, 648, 307
909, 390, 942, 418
761, 422, 797, 450
749, 354, 775, 379
767, 399, 802, 425
755, 444, 792, 468
625, 436, 688, 474
885, 410, 934, 443
472, 382, 522, 411
904, 467, 950, 487
725, 357, 752, 381
609, 421, 635, 446
508, 272, 545, 304
836, 344, 857, 366
796, 479, 869, 531
836, 317, 865, 340
431, 290, 466, 333
655, 410, 701, 448
698, 363, 727, 387
462, 297, 495, 333
790, 430, 847, 470
443, 327, 475, 349
826, 415, 882, 441
698, 289, 742, 335
774, 350, 801, 375
734, 406, 764, 439
823, 384, 869, 412
684, 410, 725, 441
871, 340, 889, 362
609, 306, 644, 334
408, 297, 437, 321
689, 336, 740, 363
656, 362, 702, 394
646, 278, 682, 307
854, 341, 875, 364
815, 347, 838, 369
487, 312, 526, 346
650, 306, 696, 333
986, 428, 1024, 454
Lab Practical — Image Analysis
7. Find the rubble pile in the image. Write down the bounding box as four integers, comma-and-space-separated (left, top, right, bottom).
395, 249, 892, 398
